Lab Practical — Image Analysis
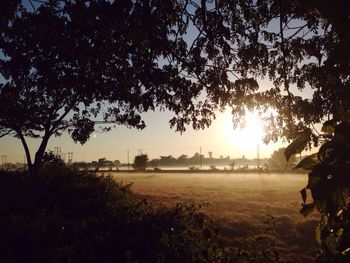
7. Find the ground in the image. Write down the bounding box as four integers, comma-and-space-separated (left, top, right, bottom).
110, 172, 319, 262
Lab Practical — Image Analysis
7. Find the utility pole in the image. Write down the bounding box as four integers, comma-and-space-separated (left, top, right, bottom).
68, 152, 73, 165
127, 150, 130, 171
54, 147, 62, 158
200, 146, 202, 170
257, 144, 260, 170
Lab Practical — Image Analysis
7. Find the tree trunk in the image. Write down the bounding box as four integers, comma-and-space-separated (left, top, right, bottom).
18, 131, 52, 177
18, 132, 34, 178
32, 133, 51, 175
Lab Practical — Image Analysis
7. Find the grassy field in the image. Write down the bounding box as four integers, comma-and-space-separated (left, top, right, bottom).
110, 172, 319, 262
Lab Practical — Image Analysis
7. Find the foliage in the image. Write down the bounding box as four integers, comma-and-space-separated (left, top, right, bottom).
3, 0, 348, 176
41, 151, 65, 166
0, 0, 233, 175
288, 121, 350, 262
0, 167, 228, 262
268, 147, 296, 171
133, 154, 148, 171
233, 216, 280, 263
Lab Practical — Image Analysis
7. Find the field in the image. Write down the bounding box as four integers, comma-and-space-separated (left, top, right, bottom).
111, 172, 319, 262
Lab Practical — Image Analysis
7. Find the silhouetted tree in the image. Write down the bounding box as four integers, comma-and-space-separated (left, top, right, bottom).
268, 148, 296, 171
197, 1, 349, 260
133, 154, 148, 171
0, 1, 235, 176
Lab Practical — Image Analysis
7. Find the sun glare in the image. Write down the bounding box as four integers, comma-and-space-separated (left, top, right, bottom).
222, 110, 266, 153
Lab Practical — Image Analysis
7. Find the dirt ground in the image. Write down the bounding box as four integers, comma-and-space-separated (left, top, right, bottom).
110, 172, 319, 262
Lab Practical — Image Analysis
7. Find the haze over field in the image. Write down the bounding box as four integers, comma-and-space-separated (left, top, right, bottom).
112, 172, 319, 263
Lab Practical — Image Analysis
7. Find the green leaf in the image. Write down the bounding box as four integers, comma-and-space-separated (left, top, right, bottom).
300, 203, 315, 217
315, 223, 322, 246
285, 129, 312, 161
300, 187, 307, 203
321, 120, 337, 135
294, 153, 319, 170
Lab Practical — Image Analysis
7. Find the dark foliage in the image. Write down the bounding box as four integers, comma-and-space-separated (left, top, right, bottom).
133, 154, 148, 171
0, 167, 228, 262
290, 122, 350, 262
0, 0, 231, 175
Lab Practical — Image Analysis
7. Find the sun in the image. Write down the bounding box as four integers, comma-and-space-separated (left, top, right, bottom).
222, 110, 265, 151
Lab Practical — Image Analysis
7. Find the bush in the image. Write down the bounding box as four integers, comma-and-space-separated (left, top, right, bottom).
0, 167, 227, 262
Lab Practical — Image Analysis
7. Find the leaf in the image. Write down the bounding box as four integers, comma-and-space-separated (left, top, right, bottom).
285, 129, 312, 161
314, 200, 327, 213
315, 223, 322, 246
294, 153, 319, 170
334, 122, 350, 144
325, 234, 339, 255
321, 120, 337, 135
300, 203, 315, 217
300, 187, 307, 203
318, 141, 334, 162
307, 175, 322, 190
236, 255, 249, 263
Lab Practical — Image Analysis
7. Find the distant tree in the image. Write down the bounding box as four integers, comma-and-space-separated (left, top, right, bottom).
210, 165, 219, 171
41, 151, 65, 167
159, 155, 177, 166
98, 158, 107, 166
147, 158, 160, 168
268, 148, 296, 171
208, 151, 213, 159
177, 154, 189, 163
133, 154, 148, 171
229, 161, 235, 170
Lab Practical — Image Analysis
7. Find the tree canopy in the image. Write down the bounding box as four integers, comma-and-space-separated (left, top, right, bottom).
0, 0, 234, 174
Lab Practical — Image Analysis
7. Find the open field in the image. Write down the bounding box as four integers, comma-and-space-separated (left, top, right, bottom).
110, 172, 319, 262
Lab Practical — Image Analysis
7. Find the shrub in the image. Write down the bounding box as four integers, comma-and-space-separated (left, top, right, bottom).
0, 167, 226, 262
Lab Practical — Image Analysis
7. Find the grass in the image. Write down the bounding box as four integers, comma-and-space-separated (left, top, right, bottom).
0, 164, 319, 262
111, 172, 320, 262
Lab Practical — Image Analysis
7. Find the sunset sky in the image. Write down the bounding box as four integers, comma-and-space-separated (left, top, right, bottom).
0, 107, 287, 163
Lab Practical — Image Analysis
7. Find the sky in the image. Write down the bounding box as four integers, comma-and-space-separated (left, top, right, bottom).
0, 107, 287, 164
